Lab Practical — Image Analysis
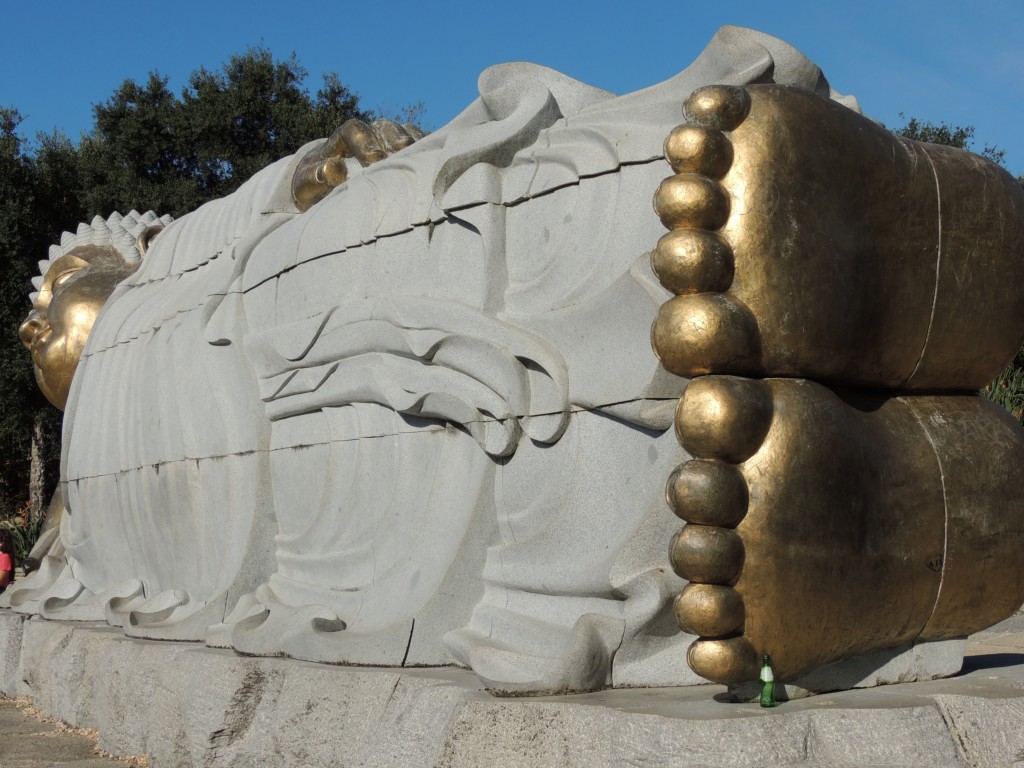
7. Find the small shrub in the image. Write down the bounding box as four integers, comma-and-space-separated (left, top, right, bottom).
0, 501, 46, 568
981, 345, 1024, 425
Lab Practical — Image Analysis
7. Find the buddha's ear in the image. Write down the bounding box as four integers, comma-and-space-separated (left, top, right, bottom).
136, 224, 166, 259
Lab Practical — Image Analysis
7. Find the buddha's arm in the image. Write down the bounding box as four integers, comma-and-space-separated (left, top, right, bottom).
291, 118, 424, 211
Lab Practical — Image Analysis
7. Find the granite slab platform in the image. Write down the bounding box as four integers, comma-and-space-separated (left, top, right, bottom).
2, 609, 1023, 767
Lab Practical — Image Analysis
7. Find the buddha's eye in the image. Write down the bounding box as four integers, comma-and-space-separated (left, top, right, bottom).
51, 269, 80, 289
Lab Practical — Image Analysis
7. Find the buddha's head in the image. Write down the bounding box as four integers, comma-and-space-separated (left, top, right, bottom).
19, 211, 171, 410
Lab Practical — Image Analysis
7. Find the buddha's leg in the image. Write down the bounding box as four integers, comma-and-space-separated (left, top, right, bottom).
651, 84, 1024, 391
668, 376, 1024, 684
444, 410, 688, 695
224, 403, 491, 665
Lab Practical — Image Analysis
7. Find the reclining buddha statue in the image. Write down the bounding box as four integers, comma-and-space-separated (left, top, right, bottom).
8, 25, 1024, 697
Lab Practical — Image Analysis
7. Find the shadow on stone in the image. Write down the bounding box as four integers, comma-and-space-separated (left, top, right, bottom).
961, 652, 1024, 673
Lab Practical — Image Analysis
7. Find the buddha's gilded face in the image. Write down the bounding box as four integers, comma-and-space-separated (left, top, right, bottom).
19, 245, 138, 410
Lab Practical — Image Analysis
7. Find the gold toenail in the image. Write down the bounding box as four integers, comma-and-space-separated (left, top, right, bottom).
652, 229, 734, 294
654, 174, 730, 230
674, 583, 745, 638
687, 636, 759, 684
664, 124, 733, 178
683, 85, 751, 132
651, 294, 760, 378
667, 459, 748, 526
321, 157, 348, 187
674, 376, 772, 463
670, 524, 744, 584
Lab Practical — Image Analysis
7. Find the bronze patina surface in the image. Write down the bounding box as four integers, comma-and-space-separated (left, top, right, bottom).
652, 84, 1024, 686
19, 244, 141, 411
671, 378, 1024, 684
652, 84, 1024, 391
291, 118, 423, 211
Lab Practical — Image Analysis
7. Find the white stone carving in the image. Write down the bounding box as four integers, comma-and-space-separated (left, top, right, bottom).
5, 27, 875, 693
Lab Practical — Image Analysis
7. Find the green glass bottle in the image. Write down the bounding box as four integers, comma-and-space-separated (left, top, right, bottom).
759, 653, 778, 708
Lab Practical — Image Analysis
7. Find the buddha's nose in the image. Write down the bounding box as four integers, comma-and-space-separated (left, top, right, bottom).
19, 311, 46, 350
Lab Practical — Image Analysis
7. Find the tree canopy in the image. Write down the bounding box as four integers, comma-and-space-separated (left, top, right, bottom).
0, 110, 63, 518
78, 47, 371, 218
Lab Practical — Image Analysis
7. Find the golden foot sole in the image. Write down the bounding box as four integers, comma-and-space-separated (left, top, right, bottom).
667, 375, 1024, 684
650, 84, 1024, 390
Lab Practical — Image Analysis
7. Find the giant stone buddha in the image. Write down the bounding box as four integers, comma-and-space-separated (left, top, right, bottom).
8, 25, 1024, 697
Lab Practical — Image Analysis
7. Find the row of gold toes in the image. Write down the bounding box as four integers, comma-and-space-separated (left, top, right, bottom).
653, 86, 765, 686
651, 85, 759, 379
667, 375, 771, 684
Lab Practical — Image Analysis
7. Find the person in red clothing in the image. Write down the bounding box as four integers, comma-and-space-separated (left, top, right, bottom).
0, 531, 13, 593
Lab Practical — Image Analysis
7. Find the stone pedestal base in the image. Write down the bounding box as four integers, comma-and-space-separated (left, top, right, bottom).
3, 610, 1023, 767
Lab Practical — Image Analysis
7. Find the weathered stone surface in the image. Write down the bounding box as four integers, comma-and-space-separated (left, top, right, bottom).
934, 693, 1024, 768
6, 610, 1024, 767
0, 608, 25, 694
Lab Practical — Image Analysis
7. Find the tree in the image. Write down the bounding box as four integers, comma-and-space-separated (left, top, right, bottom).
897, 114, 1006, 164
77, 73, 190, 217
0, 110, 63, 521
77, 46, 372, 219
180, 52, 364, 198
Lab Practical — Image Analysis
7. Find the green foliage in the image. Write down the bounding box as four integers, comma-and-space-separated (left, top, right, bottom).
78, 46, 372, 218
896, 114, 1007, 167
0, 109, 64, 517
77, 73, 191, 217
982, 347, 1024, 423
0, 503, 46, 567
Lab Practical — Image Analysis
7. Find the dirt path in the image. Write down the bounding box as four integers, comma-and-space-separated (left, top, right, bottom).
0, 697, 146, 767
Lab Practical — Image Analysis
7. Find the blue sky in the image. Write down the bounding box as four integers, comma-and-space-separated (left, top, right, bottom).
2, 0, 1022, 175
